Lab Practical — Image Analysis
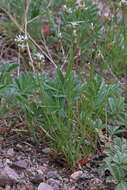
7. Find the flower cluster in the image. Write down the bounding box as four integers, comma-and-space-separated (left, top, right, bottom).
15, 35, 28, 51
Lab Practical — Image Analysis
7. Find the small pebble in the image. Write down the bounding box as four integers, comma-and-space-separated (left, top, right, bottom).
47, 178, 60, 186
4, 159, 12, 166
7, 148, 14, 157
37, 170, 44, 175
31, 173, 43, 184
16, 144, 22, 149
26, 184, 34, 190
38, 182, 53, 190
77, 171, 93, 180
70, 171, 83, 180
12, 160, 27, 169
5, 184, 11, 190
46, 171, 61, 180
42, 148, 51, 154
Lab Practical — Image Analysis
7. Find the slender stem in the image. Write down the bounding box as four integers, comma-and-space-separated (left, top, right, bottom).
17, 50, 20, 76
24, 0, 34, 71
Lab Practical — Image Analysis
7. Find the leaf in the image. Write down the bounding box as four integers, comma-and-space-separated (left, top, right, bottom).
0, 85, 6, 90
53, 94, 66, 98
56, 68, 65, 85
7, 63, 19, 72
15, 78, 21, 90
16, 94, 26, 104
112, 165, 125, 181
108, 97, 116, 113
113, 152, 127, 165
115, 182, 127, 190
44, 83, 58, 91
106, 176, 116, 183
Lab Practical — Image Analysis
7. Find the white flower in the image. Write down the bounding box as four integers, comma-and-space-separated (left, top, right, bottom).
63, 5, 67, 10
104, 12, 109, 17
67, 8, 72, 14
73, 29, 77, 36
18, 43, 27, 49
69, 22, 79, 30
70, 21, 84, 26
78, 3, 86, 10
119, 0, 127, 6
63, 5, 72, 14
97, 50, 104, 59
57, 32, 62, 39
90, 23, 94, 31
15, 35, 23, 42
70, 22, 79, 27
76, 1, 88, 10
15, 35, 28, 43
24, 35, 28, 41
121, 0, 127, 5
35, 52, 45, 61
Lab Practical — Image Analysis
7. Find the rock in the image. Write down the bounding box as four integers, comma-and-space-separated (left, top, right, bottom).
20, 171, 25, 178
46, 171, 61, 180
97, 171, 105, 178
31, 173, 43, 184
39, 165, 48, 173
0, 165, 19, 185
88, 178, 103, 190
28, 168, 38, 179
26, 184, 34, 190
4, 159, 12, 166
52, 184, 59, 190
77, 171, 94, 180
47, 178, 60, 186
63, 178, 69, 183
7, 148, 14, 157
70, 171, 83, 180
69, 186, 76, 190
38, 182, 53, 190
12, 160, 27, 169
5, 184, 11, 190
37, 170, 43, 176
16, 144, 23, 149
42, 148, 51, 154
27, 137, 36, 145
